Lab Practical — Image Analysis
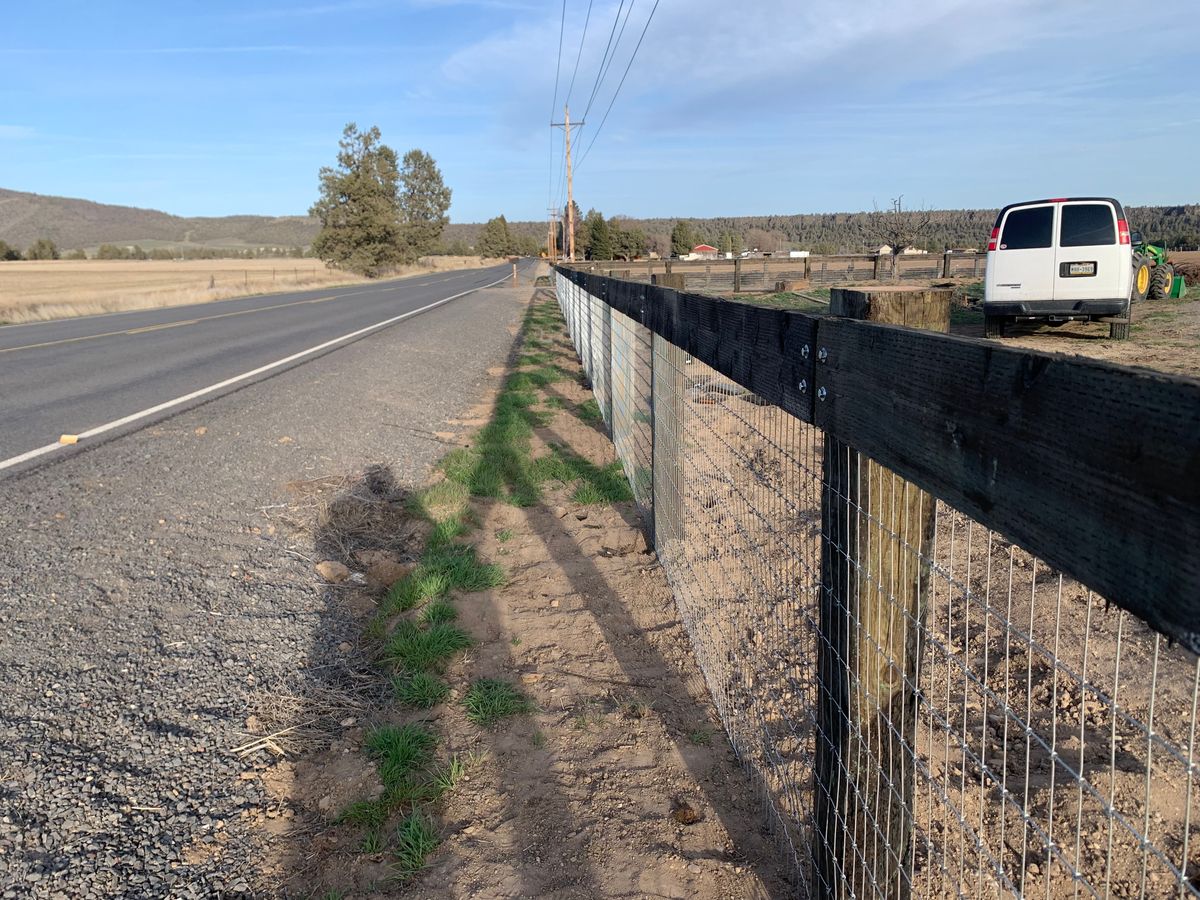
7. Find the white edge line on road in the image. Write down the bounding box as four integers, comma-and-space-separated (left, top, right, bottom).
0, 272, 515, 473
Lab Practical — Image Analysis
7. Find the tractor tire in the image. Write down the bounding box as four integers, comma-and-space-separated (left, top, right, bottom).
1131, 261, 1151, 302
984, 315, 1004, 338
1149, 264, 1172, 300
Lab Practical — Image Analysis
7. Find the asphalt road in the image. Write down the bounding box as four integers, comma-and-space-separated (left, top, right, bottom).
0, 261, 531, 471
0, 273, 535, 895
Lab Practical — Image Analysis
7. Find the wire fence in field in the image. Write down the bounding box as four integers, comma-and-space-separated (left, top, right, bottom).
554, 268, 1200, 899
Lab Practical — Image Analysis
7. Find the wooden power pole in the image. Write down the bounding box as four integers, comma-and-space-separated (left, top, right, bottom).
551, 105, 583, 261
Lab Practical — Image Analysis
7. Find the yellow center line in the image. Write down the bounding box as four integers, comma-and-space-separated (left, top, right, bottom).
0, 293, 342, 354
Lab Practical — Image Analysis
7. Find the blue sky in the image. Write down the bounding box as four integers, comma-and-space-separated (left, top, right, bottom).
1, 0, 1197, 223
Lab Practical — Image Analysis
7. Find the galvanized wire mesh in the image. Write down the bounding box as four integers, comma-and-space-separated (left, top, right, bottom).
553, 270, 1200, 898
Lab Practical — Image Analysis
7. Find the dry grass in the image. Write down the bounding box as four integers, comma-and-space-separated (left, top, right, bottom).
0, 255, 504, 325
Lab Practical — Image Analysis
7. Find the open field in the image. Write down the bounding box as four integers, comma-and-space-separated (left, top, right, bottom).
0, 255, 505, 325
726, 270, 1199, 380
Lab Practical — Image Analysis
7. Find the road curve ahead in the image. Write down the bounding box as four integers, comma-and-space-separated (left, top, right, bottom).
0, 261, 533, 474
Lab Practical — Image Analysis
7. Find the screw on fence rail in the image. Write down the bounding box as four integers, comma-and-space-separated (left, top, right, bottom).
815, 285, 952, 900
802, 344, 811, 360
799, 379, 808, 394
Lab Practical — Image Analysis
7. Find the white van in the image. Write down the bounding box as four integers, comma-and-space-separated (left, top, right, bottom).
983, 198, 1134, 337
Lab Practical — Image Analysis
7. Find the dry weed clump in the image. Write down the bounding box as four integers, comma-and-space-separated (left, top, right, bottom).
237, 679, 382, 758
311, 465, 423, 565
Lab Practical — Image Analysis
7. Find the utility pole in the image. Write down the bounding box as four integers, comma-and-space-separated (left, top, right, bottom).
547, 208, 560, 263
551, 105, 583, 261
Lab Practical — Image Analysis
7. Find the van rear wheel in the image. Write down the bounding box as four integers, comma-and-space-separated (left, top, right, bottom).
984, 315, 1004, 338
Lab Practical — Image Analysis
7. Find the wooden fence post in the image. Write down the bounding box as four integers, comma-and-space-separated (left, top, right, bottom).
816, 287, 951, 900
733, 257, 742, 292
942, 251, 952, 279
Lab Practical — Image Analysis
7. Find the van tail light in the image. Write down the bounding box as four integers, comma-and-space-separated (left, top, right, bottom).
1118, 219, 1130, 245
987, 227, 999, 252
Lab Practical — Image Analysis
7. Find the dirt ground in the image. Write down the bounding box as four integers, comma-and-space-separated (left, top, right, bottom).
0, 255, 505, 324
243, 289, 791, 898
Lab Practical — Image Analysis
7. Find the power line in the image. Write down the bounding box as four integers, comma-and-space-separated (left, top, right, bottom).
550, 0, 566, 121
548, 0, 567, 210
575, 0, 660, 172
563, 0, 594, 107
581, 0, 632, 123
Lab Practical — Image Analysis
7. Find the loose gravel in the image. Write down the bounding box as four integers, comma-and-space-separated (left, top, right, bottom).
0, 279, 530, 898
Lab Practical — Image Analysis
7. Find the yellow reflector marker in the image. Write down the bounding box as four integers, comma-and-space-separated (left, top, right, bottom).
59, 434, 79, 445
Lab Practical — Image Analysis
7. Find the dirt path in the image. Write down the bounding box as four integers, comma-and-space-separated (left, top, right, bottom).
267, 288, 790, 898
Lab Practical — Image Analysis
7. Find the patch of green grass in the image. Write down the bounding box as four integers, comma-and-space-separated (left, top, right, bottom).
687, 727, 713, 745
571, 483, 607, 505
528, 444, 631, 503
386, 543, 505, 612
428, 515, 469, 549
531, 730, 547, 748
385, 620, 473, 673
392, 671, 451, 708
314, 891, 347, 900
386, 570, 450, 613
361, 828, 385, 854
419, 599, 458, 626
950, 305, 983, 325
496, 528, 514, 542
542, 395, 566, 410
576, 398, 603, 422
363, 614, 388, 643
391, 811, 441, 880
518, 351, 552, 366
337, 799, 389, 828
407, 479, 470, 521
463, 679, 533, 727
432, 755, 467, 793
365, 724, 437, 791
384, 776, 443, 807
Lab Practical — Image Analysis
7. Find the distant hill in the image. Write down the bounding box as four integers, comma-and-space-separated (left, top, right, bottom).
3, 186, 1196, 257
0, 188, 318, 251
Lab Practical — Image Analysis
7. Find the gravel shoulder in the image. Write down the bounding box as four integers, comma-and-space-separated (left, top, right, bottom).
0, 276, 530, 897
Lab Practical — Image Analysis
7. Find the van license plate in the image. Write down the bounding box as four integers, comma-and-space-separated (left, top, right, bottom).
1062, 261, 1096, 277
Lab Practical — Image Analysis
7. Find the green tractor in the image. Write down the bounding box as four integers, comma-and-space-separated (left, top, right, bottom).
1130, 232, 1176, 301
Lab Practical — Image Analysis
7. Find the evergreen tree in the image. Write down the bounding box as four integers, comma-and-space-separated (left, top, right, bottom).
309, 123, 404, 276
477, 215, 513, 257
585, 210, 613, 260
398, 149, 452, 261
0, 240, 22, 261
670, 221, 694, 257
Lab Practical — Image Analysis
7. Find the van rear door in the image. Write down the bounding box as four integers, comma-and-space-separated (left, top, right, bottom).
987, 203, 1056, 303
1053, 201, 1123, 303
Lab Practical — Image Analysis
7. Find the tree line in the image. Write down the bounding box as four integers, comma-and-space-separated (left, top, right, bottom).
442, 203, 1200, 259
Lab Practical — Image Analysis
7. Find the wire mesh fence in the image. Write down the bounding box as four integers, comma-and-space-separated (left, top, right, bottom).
554, 268, 1200, 899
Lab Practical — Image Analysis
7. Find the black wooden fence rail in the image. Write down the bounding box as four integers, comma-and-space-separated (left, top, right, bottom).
555, 265, 1200, 656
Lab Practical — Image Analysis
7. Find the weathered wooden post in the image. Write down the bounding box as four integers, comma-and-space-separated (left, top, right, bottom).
816, 286, 951, 900
733, 256, 743, 292
942, 250, 952, 279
